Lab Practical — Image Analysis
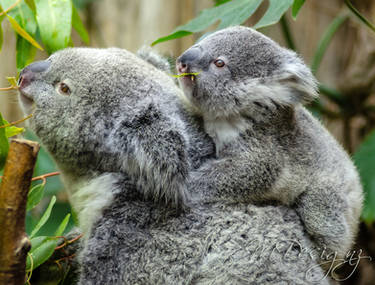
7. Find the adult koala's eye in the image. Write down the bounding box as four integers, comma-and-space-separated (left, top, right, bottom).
214, 59, 225, 68
58, 82, 71, 95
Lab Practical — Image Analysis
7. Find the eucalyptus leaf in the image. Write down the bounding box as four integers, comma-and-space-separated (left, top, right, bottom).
30, 195, 56, 238
254, 0, 294, 29
26, 236, 57, 270
311, 14, 348, 75
152, 0, 262, 46
0, 114, 25, 138
16, 34, 36, 71
0, 0, 41, 51
171, 72, 200, 78
26, 214, 72, 270
214, 0, 232, 6
292, 0, 305, 19
353, 130, 375, 223
0, 0, 37, 34
25, 0, 36, 13
55, 213, 70, 236
5, 125, 24, 138
27, 183, 45, 211
6, 14, 43, 50
30, 235, 49, 249
72, 4, 89, 44
0, 113, 9, 170
35, 0, 72, 54
6, 76, 17, 87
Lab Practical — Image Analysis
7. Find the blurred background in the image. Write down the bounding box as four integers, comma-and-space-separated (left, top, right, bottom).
2, 0, 375, 150
1, 0, 375, 284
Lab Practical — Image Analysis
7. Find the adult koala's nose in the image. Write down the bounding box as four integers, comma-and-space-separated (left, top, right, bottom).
176, 47, 201, 73
18, 60, 50, 88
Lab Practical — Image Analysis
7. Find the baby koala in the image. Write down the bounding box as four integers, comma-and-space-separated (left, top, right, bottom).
176, 26, 363, 258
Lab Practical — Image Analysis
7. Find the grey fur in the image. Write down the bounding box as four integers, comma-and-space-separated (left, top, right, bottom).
19, 47, 213, 208
19, 47, 332, 284
177, 26, 363, 259
137, 46, 172, 73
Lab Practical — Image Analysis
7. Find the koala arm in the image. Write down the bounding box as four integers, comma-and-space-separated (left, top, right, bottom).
189, 146, 281, 203
110, 102, 190, 206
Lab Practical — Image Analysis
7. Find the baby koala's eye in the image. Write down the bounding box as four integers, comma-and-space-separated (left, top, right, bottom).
214, 59, 225, 68
58, 82, 71, 95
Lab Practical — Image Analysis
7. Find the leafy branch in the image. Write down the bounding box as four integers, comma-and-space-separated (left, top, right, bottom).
152, 0, 305, 46
0, 0, 89, 70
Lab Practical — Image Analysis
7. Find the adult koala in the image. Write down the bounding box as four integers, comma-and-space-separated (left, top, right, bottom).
18, 47, 331, 284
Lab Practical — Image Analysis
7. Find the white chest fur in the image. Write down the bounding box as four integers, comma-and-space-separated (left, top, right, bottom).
68, 173, 120, 239
204, 116, 247, 152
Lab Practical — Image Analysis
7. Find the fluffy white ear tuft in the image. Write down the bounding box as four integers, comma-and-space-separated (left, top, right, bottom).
234, 57, 318, 114
277, 60, 318, 106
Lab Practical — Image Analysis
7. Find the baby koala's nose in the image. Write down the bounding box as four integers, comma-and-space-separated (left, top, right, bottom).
19, 60, 50, 88
177, 62, 188, 74
176, 47, 201, 73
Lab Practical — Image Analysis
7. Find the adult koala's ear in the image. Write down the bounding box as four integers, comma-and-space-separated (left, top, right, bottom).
275, 57, 319, 106
137, 46, 171, 73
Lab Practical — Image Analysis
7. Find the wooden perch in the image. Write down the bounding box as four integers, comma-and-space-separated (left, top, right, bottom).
0, 139, 40, 285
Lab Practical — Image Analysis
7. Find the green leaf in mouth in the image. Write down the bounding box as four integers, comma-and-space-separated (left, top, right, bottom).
171, 72, 200, 78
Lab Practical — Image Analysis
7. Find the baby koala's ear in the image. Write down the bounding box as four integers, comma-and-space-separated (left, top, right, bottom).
276, 59, 319, 106
136, 46, 171, 73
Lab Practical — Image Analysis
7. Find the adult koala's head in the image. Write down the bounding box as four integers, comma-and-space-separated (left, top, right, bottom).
18, 48, 176, 177
176, 26, 317, 119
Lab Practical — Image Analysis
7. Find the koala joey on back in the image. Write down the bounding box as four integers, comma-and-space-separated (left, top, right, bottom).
177, 26, 363, 258
18, 47, 332, 284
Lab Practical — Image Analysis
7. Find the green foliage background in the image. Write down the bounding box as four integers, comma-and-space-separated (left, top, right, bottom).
1, 0, 375, 283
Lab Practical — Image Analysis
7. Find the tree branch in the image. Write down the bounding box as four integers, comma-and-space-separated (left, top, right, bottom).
0, 139, 40, 285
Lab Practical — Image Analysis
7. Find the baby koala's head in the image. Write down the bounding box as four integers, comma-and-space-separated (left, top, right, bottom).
176, 26, 317, 119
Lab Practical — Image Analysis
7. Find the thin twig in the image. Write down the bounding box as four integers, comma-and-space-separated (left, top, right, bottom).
0, 114, 33, 129
53, 254, 76, 264
0, 171, 60, 183
0, 86, 18, 91
55, 234, 83, 250
26, 252, 33, 282
0, 0, 22, 17
67, 234, 83, 245
31, 171, 60, 182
